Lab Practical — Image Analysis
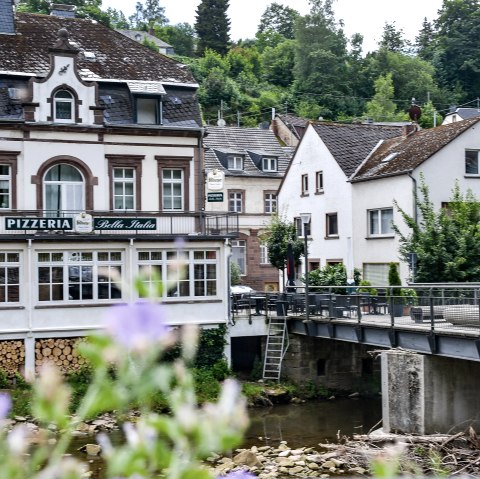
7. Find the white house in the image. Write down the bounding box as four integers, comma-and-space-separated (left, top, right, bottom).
203, 126, 291, 292
0, 4, 236, 376
442, 107, 480, 125
277, 121, 403, 284
351, 116, 480, 284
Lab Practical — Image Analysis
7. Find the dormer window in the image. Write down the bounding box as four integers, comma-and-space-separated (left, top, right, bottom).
54, 90, 74, 123
262, 157, 277, 172
228, 156, 243, 170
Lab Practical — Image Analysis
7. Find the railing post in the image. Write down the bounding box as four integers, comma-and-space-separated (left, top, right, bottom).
429, 296, 435, 332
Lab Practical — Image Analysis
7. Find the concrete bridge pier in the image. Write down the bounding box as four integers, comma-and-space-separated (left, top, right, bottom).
382, 350, 480, 434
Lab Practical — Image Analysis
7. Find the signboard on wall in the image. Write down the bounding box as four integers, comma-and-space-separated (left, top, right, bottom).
207, 169, 224, 191
5, 217, 73, 230
207, 192, 224, 202
93, 218, 157, 230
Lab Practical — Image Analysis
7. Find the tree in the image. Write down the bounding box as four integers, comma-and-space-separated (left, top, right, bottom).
415, 17, 436, 62
417, 100, 443, 129
257, 3, 299, 45
157, 23, 195, 57
195, 0, 231, 56
129, 0, 168, 30
434, 0, 480, 102
363, 73, 406, 122
293, 0, 351, 119
261, 39, 295, 87
259, 214, 304, 287
105, 7, 129, 29
17, 0, 111, 25
378, 21, 409, 53
394, 179, 480, 283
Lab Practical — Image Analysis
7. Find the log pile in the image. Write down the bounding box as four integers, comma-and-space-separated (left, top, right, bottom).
0, 340, 25, 376
35, 337, 86, 373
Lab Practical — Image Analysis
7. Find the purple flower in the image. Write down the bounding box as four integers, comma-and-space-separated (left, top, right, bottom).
105, 302, 167, 351
219, 472, 257, 479
0, 393, 11, 419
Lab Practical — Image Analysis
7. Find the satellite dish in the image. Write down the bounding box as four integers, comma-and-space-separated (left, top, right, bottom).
217, 118, 226, 127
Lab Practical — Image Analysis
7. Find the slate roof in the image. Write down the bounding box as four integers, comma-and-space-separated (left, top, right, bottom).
204, 126, 290, 177
276, 113, 308, 140
0, 12, 202, 126
310, 121, 404, 177
444, 108, 480, 121
116, 29, 173, 50
352, 117, 480, 182
0, 1, 14, 34
1, 13, 195, 83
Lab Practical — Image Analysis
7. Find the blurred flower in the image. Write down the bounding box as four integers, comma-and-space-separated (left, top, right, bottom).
0, 392, 11, 419
105, 302, 168, 352
7, 424, 29, 455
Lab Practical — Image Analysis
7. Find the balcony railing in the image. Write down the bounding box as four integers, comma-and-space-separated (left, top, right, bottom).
0, 210, 239, 237
231, 284, 480, 335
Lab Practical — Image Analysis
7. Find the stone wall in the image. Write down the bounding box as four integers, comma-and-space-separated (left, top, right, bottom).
281, 335, 382, 394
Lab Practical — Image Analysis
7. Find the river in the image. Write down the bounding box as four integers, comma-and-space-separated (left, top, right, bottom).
71, 397, 382, 477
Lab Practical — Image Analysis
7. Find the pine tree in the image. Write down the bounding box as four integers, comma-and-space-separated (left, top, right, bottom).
195, 0, 231, 57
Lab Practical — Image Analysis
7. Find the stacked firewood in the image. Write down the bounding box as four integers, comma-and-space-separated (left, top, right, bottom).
0, 340, 25, 377
35, 337, 86, 373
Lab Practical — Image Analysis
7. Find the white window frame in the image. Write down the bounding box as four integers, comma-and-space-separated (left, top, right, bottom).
228, 156, 243, 170
137, 249, 218, 299
326, 212, 338, 237
162, 169, 184, 211
260, 244, 269, 264
368, 208, 394, 236
0, 164, 11, 209
231, 240, 246, 275
315, 170, 324, 193
0, 252, 20, 304
301, 174, 309, 195
53, 90, 75, 123
44, 164, 85, 216
262, 157, 277, 172
264, 193, 277, 214
465, 150, 480, 175
37, 251, 122, 303
113, 167, 135, 211
229, 192, 243, 213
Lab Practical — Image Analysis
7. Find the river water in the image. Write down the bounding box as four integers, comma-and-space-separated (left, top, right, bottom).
71, 397, 382, 477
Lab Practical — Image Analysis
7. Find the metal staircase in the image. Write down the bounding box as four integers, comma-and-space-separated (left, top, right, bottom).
262, 315, 289, 381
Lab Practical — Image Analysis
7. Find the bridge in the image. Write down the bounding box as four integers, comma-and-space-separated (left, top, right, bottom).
230, 284, 480, 435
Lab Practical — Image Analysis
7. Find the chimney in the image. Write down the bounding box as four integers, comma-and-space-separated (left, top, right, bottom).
50, 4, 76, 18
0, 0, 15, 34
402, 124, 417, 137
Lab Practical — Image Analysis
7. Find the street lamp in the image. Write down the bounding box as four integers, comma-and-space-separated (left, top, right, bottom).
300, 213, 311, 322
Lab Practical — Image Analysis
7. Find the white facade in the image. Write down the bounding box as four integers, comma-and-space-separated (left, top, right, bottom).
278, 124, 354, 278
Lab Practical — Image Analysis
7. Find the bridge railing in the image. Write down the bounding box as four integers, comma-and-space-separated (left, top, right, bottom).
230, 284, 480, 334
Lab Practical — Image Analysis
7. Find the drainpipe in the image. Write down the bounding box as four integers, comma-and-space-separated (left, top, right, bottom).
25, 238, 34, 380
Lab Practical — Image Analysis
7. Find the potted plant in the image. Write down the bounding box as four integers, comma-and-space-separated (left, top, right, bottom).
388, 262, 404, 317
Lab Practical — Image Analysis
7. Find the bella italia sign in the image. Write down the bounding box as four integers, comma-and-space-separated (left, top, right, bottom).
93, 218, 157, 230
5, 217, 157, 231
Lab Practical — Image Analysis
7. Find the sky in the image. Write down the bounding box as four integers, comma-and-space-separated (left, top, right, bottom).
102, 0, 444, 54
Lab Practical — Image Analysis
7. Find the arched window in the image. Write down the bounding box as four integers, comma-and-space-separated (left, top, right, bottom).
54, 90, 74, 122
44, 164, 84, 215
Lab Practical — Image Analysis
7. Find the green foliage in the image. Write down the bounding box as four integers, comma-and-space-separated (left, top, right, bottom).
66, 366, 93, 411
209, 359, 231, 381
259, 214, 304, 274
257, 3, 300, 45
193, 368, 221, 403
307, 263, 348, 292
157, 23, 195, 57
142, 37, 159, 53
128, 0, 167, 31
195, 0, 231, 56
388, 262, 401, 287
196, 324, 227, 368
364, 73, 405, 122
394, 178, 480, 283
230, 261, 241, 286
0, 369, 9, 389
296, 379, 330, 400
358, 280, 377, 296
